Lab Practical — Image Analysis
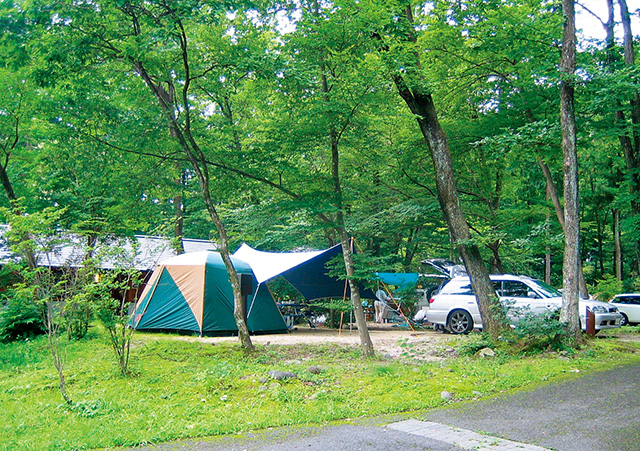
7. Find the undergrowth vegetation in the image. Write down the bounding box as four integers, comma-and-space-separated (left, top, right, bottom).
1, 328, 639, 450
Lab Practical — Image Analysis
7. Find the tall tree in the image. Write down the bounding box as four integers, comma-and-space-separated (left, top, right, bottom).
615, 0, 640, 273
559, 0, 581, 337
317, 15, 374, 357
45, 1, 274, 350
538, 157, 589, 296
373, 1, 509, 336
267, 2, 383, 355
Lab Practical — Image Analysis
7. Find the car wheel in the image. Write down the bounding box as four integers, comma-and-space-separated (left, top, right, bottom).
447, 309, 473, 334
620, 313, 629, 327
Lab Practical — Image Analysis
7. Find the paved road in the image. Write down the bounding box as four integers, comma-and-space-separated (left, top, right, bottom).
137, 362, 640, 451
423, 361, 640, 451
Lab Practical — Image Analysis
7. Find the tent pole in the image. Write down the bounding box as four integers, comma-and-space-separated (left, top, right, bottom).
247, 282, 259, 317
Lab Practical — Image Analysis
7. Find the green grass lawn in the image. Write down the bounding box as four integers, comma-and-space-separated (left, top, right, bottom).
1, 328, 639, 450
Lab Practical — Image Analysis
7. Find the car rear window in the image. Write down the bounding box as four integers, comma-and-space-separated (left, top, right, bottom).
440, 280, 502, 296
440, 280, 474, 295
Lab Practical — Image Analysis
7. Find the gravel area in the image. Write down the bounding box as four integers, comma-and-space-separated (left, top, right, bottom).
175, 323, 453, 360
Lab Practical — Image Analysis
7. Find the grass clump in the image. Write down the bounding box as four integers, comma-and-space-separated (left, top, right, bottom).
0, 327, 639, 450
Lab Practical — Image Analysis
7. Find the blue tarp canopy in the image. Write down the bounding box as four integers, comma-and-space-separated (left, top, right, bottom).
374, 272, 419, 289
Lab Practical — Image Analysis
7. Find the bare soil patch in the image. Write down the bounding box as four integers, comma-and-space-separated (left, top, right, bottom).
183, 323, 454, 361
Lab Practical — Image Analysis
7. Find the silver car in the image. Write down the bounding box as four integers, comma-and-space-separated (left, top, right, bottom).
427, 274, 622, 334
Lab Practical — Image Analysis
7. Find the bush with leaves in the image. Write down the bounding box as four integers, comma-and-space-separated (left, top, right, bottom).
0, 273, 46, 342
0, 206, 78, 402
62, 294, 93, 340
512, 310, 571, 353
91, 268, 141, 376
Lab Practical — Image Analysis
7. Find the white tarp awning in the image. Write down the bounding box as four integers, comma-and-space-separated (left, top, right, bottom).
233, 243, 327, 283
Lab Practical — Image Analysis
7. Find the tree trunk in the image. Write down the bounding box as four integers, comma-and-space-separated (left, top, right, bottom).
0, 164, 16, 203
613, 209, 622, 280
45, 303, 72, 405
319, 76, 374, 357
209, 203, 254, 350
398, 85, 507, 336
607, 0, 640, 273
545, 192, 552, 285
592, 179, 606, 278
0, 125, 37, 269
339, 233, 374, 357
173, 193, 185, 254
538, 158, 588, 297
559, 0, 581, 338
312, 3, 375, 356
173, 167, 185, 255
402, 227, 422, 270
487, 240, 504, 274
545, 247, 552, 285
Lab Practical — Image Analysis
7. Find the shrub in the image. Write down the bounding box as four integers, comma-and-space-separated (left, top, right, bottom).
92, 268, 141, 376
513, 310, 571, 353
0, 285, 45, 342
63, 293, 93, 340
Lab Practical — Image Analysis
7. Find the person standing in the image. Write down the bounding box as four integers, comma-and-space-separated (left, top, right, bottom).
374, 288, 391, 323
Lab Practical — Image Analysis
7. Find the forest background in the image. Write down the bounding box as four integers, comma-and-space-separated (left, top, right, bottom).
1, 0, 639, 298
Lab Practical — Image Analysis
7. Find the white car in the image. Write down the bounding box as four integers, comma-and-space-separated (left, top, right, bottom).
608, 294, 640, 326
427, 274, 622, 334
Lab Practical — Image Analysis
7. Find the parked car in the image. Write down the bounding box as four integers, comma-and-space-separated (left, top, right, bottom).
608, 294, 640, 326
426, 274, 622, 334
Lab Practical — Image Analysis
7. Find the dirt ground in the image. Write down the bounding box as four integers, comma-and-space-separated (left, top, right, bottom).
183, 323, 454, 361
177, 323, 640, 361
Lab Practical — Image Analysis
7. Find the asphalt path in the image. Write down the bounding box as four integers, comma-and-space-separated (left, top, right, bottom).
134, 362, 640, 451
423, 361, 640, 451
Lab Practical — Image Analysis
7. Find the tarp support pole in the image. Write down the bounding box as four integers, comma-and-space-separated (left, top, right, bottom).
381, 281, 416, 332
247, 283, 259, 317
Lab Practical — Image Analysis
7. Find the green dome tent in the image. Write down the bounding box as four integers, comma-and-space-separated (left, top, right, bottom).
130, 251, 287, 335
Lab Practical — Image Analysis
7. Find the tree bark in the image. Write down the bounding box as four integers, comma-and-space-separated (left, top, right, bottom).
487, 240, 504, 274
0, 115, 37, 269
545, 248, 552, 285
396, 81, 507, 335
538, 158, 588, 297
613, 209, 622, 280
620, 0, 640, 273
338, 233, 374, 357
0, 164, 16, 203
545, 185, 552, 285
559, 0, 581, 338
173, 167, 185, 255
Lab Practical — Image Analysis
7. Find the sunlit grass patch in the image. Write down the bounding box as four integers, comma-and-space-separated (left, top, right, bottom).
1, 329, 639, 450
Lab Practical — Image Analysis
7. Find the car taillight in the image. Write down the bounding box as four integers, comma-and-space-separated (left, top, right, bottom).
429, 297, 435, 304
